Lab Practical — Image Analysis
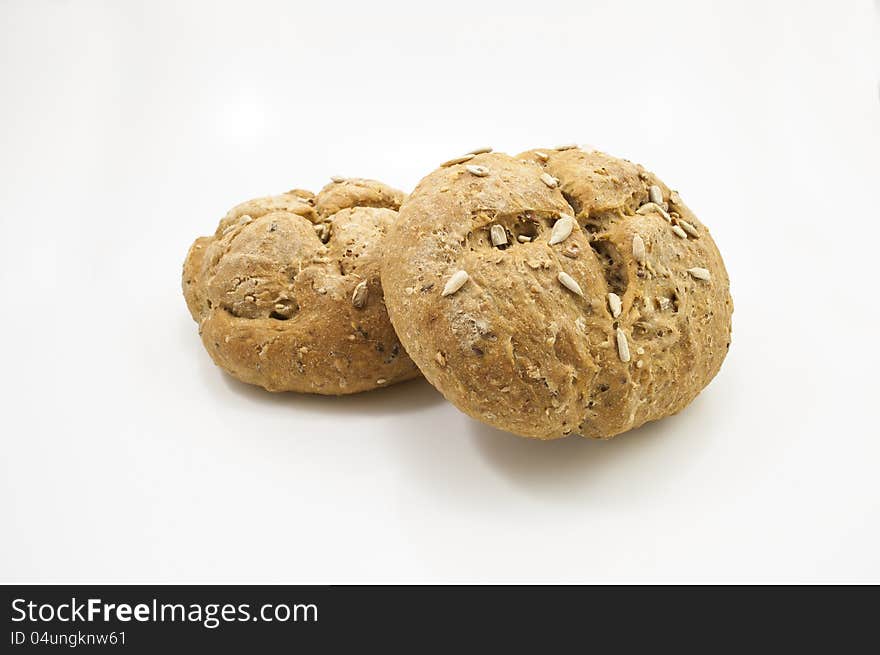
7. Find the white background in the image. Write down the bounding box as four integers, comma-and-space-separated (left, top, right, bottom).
1, 0, 878, 583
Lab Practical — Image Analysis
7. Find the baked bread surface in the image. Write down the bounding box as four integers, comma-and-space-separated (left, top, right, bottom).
183, 178, 420, 394
382, 148, 732, 438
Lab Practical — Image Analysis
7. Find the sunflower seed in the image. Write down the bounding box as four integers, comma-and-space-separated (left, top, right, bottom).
239, 215, 253, 225
670, 190, 682, 205
435, 351, 446, 367
376, 378, 387, 385
554, 144, 577, 151
671, 224, 688, 239
441, 270, 470, 296
548, 214, 574, 245
467, 147, 493, 155
490, 224, 507, 247
465, 164, 489, 177
352, 280, 369, 308
616, 328, 631, 362
632, 234, 646, 265
678, 220, 699, 237
331, 175, 346, 183
557, 271, 584, 297
517, 235, 532, 243
648, 185, 663, 205
608, 292, 622, 318
441, 153, 475, 167
687, 267, 711, 281
636, 202, 671, 222
540, 172, 559, 188
534, 151, 549, 162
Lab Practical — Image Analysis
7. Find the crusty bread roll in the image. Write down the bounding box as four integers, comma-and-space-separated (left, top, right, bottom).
183, 178, 420, 394
382, 147, 732, 439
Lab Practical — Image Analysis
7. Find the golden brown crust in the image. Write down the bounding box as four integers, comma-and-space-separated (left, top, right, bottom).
314, 178, 405, 218
382, 149, 733, 439
183, 178, 419, 394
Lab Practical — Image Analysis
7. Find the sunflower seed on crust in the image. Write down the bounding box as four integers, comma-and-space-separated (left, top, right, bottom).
671, 225, 688, 239
554, 144, 577, 151
465, 164, 489, 177
557, 271, 584, 297
687, 267, 711, 281
540, 172, 559, 188
441, 153, 475, 167
490, 224, 507, 247
548, 214, 574, 245
608, 292, 622, 318
632, 234, 647, 265
678, 220, 699, 237
442, 270, 470, 296
467, 147, 493, 155
517, 235, 531, 243
636, 202, 671, 222
331, 175, 346, 183
352, 280, 369, 308
648, 184, 663, 205
616, 328, 631, 362
534, 151, 549, 162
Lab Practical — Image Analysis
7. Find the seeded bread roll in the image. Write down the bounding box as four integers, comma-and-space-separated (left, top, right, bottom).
183, 178, 420, 394
381, 147, 732, 439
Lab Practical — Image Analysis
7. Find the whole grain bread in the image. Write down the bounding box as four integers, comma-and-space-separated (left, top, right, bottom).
382, 147, 732, 439
183, 178, 420, 394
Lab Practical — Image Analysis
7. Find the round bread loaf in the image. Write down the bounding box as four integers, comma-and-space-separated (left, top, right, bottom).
183, 178, 420, 394
382, 147, 732, 439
